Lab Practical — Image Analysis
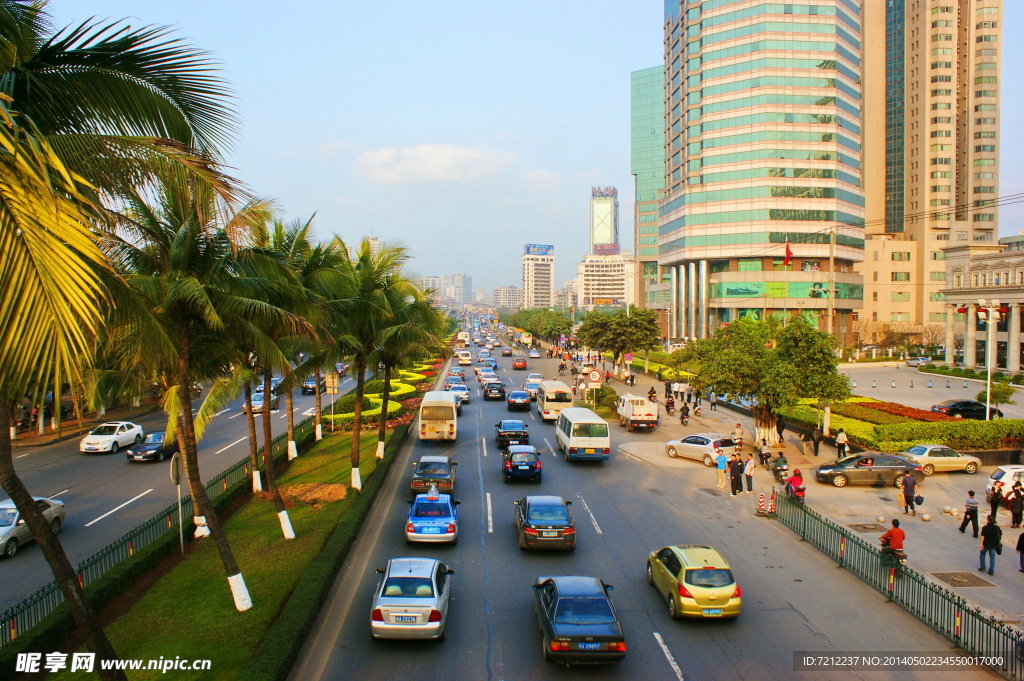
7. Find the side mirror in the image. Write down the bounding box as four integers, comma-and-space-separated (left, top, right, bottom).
406, 500, 413, 505
451, 462, 458, 466
446, 569, 455, 575
524, 424, 529, 428
16, 519, 25, 526
513, 500, 520, 506
375, 568, 384, 574
565, 501, 572, 506
454, 501, 461, 505
605, 584, 615, 591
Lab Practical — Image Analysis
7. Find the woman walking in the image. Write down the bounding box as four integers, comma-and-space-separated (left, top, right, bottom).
1008, 482, 1023, 528
989, 482, 1005, 522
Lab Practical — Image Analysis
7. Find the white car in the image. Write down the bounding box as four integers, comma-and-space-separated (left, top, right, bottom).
526, 373, 544, 383
79, 421, 144, 454
906, 357, 932, 367
371, 557, 453, 640
529, 349, 541, 358
449, 384, 470, 403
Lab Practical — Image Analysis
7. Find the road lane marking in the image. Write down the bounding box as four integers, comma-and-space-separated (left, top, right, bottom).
50, 488, 70, 498
486, 492, 493, 533
214, 409, 230, 417
303, 408, 316, 416
85, 489, 154, 527
481, 436, 487, 457
653, 632, 686, 681
215, 437, 247, 455
625, 453, 643, 463
229, 412, 244, 420
543, 438, 556, 461
575, 494, 603, 534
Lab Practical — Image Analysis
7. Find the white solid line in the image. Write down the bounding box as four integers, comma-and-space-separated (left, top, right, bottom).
575, 494, 603, 534
214, 408, 230, 417
625, 453, 643, 463
653, 632, 686, 681
481, 436, 487, 457
85, 489, 154, 527
215, 437, 247, 455
229, 412, 244, 420
51, 488, 70, 498
15, 452, 32, 459
486, 492, 493, 533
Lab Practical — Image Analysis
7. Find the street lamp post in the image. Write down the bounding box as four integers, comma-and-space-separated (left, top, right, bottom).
974, 299, 1010, 421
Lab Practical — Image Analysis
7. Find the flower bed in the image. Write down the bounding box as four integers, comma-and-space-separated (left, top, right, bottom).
831, 402, 910, 425
851, 400, 958, 423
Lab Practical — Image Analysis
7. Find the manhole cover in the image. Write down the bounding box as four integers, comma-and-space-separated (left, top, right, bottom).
877, 495, 895, 502
849, 523, 886, 532
931, 572, 997, 588
701, 488, 723, 497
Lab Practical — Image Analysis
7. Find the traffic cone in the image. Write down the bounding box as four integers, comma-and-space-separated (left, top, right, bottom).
768, 491, 776, 514
756, 493, 767, 516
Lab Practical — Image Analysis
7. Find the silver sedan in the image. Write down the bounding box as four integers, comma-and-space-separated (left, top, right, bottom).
0, 497, 66, 558
899, 444, 981, 476
370, 557, 453, 640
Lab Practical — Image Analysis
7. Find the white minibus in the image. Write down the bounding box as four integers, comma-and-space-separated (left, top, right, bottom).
554, 407, 611, 461
457, 350, 473, 366
536, 380, 574, 422
418, 391, 460, 441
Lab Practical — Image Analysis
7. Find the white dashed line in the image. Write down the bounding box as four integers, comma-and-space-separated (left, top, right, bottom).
575, 494, 603, 534
214, 409, 230, 417
486, 492, 493, 533
543, 438, 556, 461
215, 437, 247, 455
653, 632, 686, 681
85, 489, 154, 527
229, 412, 244, 420
481, 436, 487, 457
50, 488, 70, 498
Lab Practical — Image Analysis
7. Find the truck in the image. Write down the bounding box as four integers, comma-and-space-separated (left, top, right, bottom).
616, 394, 660, 432
456, 331, 470, 348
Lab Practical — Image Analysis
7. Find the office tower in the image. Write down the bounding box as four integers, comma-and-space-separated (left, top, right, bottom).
492, 285, 523, 309
446, 273, 472, 307
860, 0, 1001, 338
590, 187, 620, 255
522, 244, 555, 309
659, 0, 865, 342
632, 66, 667, 309
576, 251, 638, 311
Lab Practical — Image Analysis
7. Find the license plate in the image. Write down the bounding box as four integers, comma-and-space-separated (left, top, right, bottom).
702, 608, 723, 616
507, 440, 519, 445
578, 642, 601, 651
517, 465, 530, 470
421, 527, 441, 534
542, 531, 559, 537
133, 456, 145, 461
395, 615, 416, 623
585, 448, 595, 454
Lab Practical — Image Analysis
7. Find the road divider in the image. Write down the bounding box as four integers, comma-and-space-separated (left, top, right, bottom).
84, 489, 154, 527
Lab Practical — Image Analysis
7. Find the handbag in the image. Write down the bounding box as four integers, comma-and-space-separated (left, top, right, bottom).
996, 544, 1003, 555
915, 495, 924, 506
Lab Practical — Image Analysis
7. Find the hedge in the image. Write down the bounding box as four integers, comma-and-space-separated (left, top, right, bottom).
361, 380, 415, 399
322, 398, 402, 428
334, 395, 371, 412
919, 364, 1024, 385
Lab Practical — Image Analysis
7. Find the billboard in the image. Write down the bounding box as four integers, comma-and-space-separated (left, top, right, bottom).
524, 244, 554, 256
591, 186, 618, 198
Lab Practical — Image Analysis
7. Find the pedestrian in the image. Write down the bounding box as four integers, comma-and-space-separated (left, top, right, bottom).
988, 482, 1005, 521
672, 381, 681, 400
901, 469, 918, 516
1008, 482, 1023, 528
665, 380, 672, 399
729, 454, 744, 497
810, 425, 823, 457
604, 370, 611, 384
732, 422, 745, 452
775, 418, 785, 445
656, 369, 663, 381
686, 384, 694, 404
835, 428, 848, 457
979, 515, 1002, 576
960, 490, 980, 538
715, 450, 728, 489
710, 391, 718, 411
1017, 530, 1024, 573
630, 372, 636, 387
743, 453, 755, 493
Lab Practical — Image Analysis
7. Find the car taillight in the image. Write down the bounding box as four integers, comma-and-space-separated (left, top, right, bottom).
550, 640, 570, 652
524, 527, 538, 535
428, 609, 442, 622
371, 609, 384, 621
678, 584, 693, 598
535, 461, 542, 469
608, 641, 627, 653
406, 523, 415, 533
446, 523, 456, 533
732, 585, 742, 598
449, 425, 454, 433
505, 461, 512, 470
562, 526, 575, 535
602, 448, 610, 454
569, 447, 577, 454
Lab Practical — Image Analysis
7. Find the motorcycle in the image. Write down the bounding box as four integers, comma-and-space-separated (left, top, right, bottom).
558, 366, 565, 376
647, 392, 658, 403
680, 413, 689, 426
665, 400, 675, 416
880, 537, 907, 567
771, 463, 789, 483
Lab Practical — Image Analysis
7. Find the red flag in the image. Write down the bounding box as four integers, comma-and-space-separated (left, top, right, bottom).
783, 237, 793, 266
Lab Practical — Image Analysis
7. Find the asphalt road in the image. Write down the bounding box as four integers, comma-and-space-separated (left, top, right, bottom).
292, 347, 998, 681
0, 376, 358, 610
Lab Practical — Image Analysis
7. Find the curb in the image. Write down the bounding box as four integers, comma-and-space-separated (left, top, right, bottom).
10, 406, 163, 448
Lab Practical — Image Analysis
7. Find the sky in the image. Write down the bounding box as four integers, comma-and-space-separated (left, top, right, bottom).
47, 1, 1024, 294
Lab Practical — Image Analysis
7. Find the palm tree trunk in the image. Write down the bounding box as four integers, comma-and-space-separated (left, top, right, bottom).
0, 400, 128, 680
261, 371, 295, 539
243, 385, 262, 492
285, 386, 297, 460
176, 335, 251, 611
375, 365, 391, 460
349, 355, 366, 491
314, 368, 323, 441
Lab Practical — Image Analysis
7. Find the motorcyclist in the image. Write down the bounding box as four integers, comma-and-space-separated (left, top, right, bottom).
879, 518, 905, 559
678, 402, 689, 423
785, 468, 805, 502
647, 387, 658, 402
732, 423, 745, 452
665, 397, 675, 413
770, 452, 789, 478
558, 361, 566, 375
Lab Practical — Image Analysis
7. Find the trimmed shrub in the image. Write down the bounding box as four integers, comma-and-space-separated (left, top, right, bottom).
595, 385, 619, 410
323, 399, 402, 429
335, 395, 371, 412
858, 401, 958, 422
1014, 374, 1024, 385
363, 380, 386, 393
832, 402, 909, 425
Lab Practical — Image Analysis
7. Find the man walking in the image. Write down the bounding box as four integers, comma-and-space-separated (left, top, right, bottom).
835, 428, 848, 457
686, 384, 694, 404
810, 425, 823, 457
664, 380, 672, 399
743, 453, 755, 493
959, 490, 980, 538
729, 454, 744, 497
715, 451, 728, 489
710, 392, 718, 411
979, 515, 1002, 576
901, 469, 918, 516
775, 418, 785, 445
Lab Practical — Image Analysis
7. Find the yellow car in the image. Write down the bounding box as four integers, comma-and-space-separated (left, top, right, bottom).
646, 545, 741, 619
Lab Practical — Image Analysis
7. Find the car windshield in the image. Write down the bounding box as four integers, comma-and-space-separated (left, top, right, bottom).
416, 462, 450, 476
510, 452, 537, 463
906, 445, 927, 456
571, 423, 609, 438
382, 577, 434, 599
90, 425, 118, 436
684, 568, 735, 588
510, 392, 528, 399
553, 597, 616, 625
715, 439, 735, 448
143, 433, 164, 444
503, 421, 525, 430
528, 505, 568, 522
412, 502, 450, 518
991, 470, 1007, 481
0, 509, 16, 527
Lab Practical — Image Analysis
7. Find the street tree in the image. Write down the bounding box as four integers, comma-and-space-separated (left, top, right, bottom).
977, 383, 1016, 414
576, 307, 660, 370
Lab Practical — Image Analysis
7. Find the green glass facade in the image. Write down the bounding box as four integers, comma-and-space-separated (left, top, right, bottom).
631, 65, 667, 306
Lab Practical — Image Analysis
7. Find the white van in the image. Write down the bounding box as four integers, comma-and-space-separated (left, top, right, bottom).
457, 350, 473, 366
554, 407, 611, 461
536, 380, 574, 422
418, 391, 460, 441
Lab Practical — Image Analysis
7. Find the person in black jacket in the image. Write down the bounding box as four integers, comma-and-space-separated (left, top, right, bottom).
1017, 530, 1024, 573
810, 425, 823, 457
979, 515, 1002, 576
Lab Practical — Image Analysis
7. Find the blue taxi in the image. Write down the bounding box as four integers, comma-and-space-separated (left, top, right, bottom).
406, 486, 459, 544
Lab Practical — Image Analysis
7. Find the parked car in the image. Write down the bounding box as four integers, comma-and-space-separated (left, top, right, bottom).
495, 419, 529, 448
370, 557, 453, 640
79, 421, 144, 454
814, 454, 924, 488
503, 445, 542, 483
0, 497, 65, 558
301, 375, 326, 394
125, 431, 179, 463
898, 444, 981, 475
410, 456, 457, 493
532, 575, 625, 665
987, 465, 1024, 494
664, 433, 735, 467
507, 390, 531, 411
646, 545, 742, 619
515, 495, 575, 550
405, 487, 459, 544
906, 357, 932, 367
513, 358, 528, 370
931, 399, 1002, 420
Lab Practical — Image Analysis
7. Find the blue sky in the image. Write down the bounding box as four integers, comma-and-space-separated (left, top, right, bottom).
48, 1, 1023, 294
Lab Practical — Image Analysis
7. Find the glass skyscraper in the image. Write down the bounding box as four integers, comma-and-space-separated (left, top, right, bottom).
631, 66, 667, 308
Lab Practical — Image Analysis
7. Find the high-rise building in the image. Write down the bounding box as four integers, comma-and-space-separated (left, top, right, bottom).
590, 187, 620, 255
420, 275, 444, 294
365, 236, 384, 258
658, 0, 865, 342
522, 244, 555, 309
446, 273, 472, 307
492, 285, 523, 309
859, 0, 1001, 341
631, 66, 668, 310
576, 251, 638, 311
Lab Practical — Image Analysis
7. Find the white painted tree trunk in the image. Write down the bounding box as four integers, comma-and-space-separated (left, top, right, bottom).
9, 426, 15, 441
251, 472, 263, 492
193, 515, 211, 539
315, 423, 322, 441
278, 510, 296, 539
351, 468, 363, 492
823, 405, 832, 436
287, 440, 298, 460
227, 573, 253, 612
375, 440, 385, 460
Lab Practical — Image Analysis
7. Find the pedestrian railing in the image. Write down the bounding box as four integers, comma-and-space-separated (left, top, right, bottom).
772, 492, 1024, 680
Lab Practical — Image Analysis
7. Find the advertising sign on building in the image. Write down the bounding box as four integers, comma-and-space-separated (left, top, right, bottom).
523, 244, 554, 256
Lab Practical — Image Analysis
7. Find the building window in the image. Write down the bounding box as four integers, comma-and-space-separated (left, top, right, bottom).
973, 213, 995, 221
929, 313, 948, 322
892, 272, 911, 282
891, 313, 911, 322
891, 252, 911, 261
891, 292, 911, 302
954, 274, 962, 287
930, 292, 947, 301
930, 252, 946, 260
738, 259, 762, 272
930, 271, 947, 281
974, 186, 995, 193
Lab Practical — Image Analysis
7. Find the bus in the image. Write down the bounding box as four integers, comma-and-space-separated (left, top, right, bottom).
554, 407, 611, 461
536, 380, 573, 422
456, 331, 470, 348
418, 391, 460, 441
521, 332, 533, 346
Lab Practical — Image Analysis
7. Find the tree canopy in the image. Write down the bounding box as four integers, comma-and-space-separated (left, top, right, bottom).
576, 307, 660, 364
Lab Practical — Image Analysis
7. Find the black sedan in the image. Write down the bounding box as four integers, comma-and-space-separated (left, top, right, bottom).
301, 375, 325, 394
410, 455, 457, 493
503, 445, 542, 483
814, 454, 924, 488
507, 390, 531, 411
495, 419, 529, 448
482, 382, 506, 400
515, 495, 574, 550
125, 431, 178, 463
931, 399, 1003, 420
533, 575, 626, 666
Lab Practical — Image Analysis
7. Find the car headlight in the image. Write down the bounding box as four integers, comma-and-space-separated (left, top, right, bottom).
126, 449, 133, 455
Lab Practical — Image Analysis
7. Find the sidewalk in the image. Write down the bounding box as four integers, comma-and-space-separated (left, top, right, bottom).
10, 402, 162, 448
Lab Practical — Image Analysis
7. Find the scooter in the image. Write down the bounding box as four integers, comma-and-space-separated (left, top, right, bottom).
771, 463, 789, 483
680, 413, 689, 426
665, 400, 675, 416
880, 538, 907, 567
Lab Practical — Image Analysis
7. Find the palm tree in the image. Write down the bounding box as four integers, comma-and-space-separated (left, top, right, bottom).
0, 107, 127, 678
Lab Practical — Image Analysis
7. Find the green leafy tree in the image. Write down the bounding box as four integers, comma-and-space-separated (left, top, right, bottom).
977, 383, 1016, 415
577, 307, 660, 370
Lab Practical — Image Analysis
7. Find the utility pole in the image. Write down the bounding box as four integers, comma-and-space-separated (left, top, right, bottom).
826, 225, 837, 337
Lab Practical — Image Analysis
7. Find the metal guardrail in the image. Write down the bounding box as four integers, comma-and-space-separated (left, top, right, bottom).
0, 412, 312, 646
772, 492, 1024, 680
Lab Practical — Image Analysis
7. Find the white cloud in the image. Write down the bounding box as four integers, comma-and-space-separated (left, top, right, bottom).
353, 144, 516, 184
